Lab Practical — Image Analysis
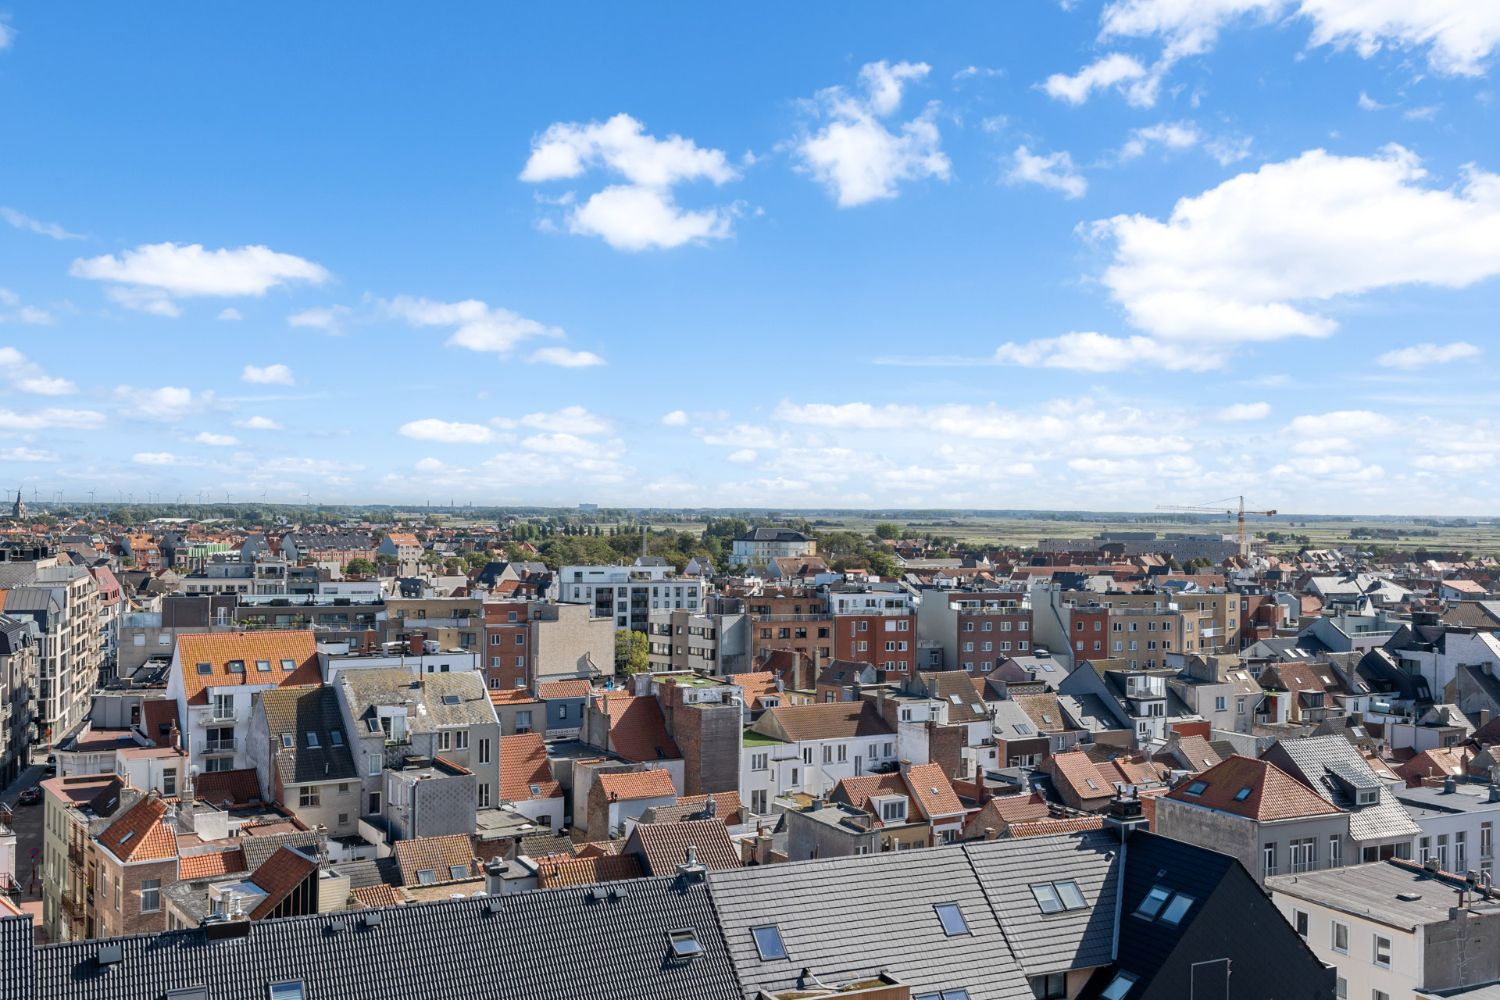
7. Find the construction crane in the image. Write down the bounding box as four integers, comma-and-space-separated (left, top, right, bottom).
1156, 495, 1277, 558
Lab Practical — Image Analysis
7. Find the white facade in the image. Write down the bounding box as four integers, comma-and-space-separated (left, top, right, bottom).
739, 732, 898, 804
557, 565, 704, 630
1268, 886, 1423, 1000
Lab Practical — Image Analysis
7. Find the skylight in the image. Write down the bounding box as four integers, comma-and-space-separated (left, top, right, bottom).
330, 731, 344, 746
280, 659, 296, 672
1185, 781, 1208, 796
196, 662, 212, 675
417, 869, 437, 885
441, 694, 461, 706
227, 660, 245, 674
255, 660, 271, 673
280, 733, 294, 749
449, 864, 468, 880
1100, 972, 1136, 1000
1160, 893, 1195, 926
915, 992, 972, 1000
119, 830, 135, 845
305, 732, 320, 748
934, 902, 970, 936
1233, 786, 1253, 801
1032, 881, 1087, 914
752, 924, 788, 960
267, 982, 305, 1000
667, 928, 703, 959
1135, 886, 1170, 919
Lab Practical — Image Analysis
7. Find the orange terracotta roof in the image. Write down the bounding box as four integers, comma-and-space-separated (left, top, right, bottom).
489, 688, 539, 706
393, 833, 476, 887
596, 768, 676, 801
1397, 746, 1473, 781
574, 841, 618, 859
385, 533, 420, 547
833, 773, 908, 820
193, 767, 263, 807
176, 630, 320, 705
178, 848, 247, 880
97, 795, 177, 863
535, 853, 643, 888
729, 672, 781, 710
248, 845, 318, 920
593, 693, 680, 763
1008, 816, 1106, 838
1165, 755, 1343, 822
352, 884, 403, 908
140, 699, 180, 747
987, 792, 1052, 824
1049, 750, 1113, 801
903, 763, 965, 819
498, 733, 561, 802
538, 679, 591, 700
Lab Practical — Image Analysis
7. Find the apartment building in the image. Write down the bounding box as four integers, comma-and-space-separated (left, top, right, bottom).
828, 586, 915, 675
729, 527, 816, 568
165, 631, 322, 775
377, 532, 424, 576
915, 591, 1033, 673
0, 562, 104, 743
556, 564, 705, 631
246, 686, 360, 838
746, 588, 831, 667
1393, 780, 1500, 880
528, 602, 613, 683
646, 607, 752, 675
0, 615, 36, 787
744, 700, 896, 797
483, 600, 531, 690
384, 597, 484, 653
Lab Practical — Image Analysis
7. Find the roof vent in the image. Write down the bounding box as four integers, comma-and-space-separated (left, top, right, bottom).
1397, 891, 1423, 902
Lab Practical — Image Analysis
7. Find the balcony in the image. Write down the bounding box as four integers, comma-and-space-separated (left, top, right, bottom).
66, 843, 85, 868
203, 736, 240, 754
60, 888, 87, 920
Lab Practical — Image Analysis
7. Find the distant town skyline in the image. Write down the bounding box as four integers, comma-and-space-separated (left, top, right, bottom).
2, 6, 1498, 513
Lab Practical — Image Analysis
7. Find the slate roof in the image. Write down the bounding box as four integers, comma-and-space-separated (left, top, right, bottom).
259, 686, 357, 786
497, 733, 561, 802
628, 818, 741, 875
393, 834, 477, 887
1265, 735, 1422, 842
176, 630, 320, 705
1165, 755, 1343, 822
32, 877, 740, 1000
593, 692, 681, 762
340, 669, 497, 734
710, 844, 1034, 1000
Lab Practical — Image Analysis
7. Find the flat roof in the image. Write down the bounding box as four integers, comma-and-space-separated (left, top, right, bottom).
1393, 784, 1500, 816
1267, 860, 1500, 931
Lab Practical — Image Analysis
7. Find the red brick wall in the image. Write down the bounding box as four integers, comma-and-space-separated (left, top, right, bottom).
835, 614, 915, 673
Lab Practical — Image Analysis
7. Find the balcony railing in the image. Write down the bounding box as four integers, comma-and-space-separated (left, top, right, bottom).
203, 737, 239, 754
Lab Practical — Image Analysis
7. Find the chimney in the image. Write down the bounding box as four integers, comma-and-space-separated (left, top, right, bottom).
898, 759, 913, 776
1444, 777, 1458, 794
1103, 792, 1147, 842
704, 795, 717, 819
484, 858, 508, 896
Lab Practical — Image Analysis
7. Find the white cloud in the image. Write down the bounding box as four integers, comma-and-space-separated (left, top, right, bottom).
795, 60, 951, 207
193, 431, 239, 446
991, 331, 1219, 370
114, 385, 201, 421
0, 347, 76, 395
382, 296, 563, 358
1120, 121, 1201, 161
0, 19, 12, 50
288, 304, 351, 334
217, 307, 243, 321
0, 206, 82, 240
0, 408, 105, 431
1358, 91, 1388, 110
132, 452, 179, 466
521, 113, 738, 251
398, 419, 495, 444
1006, 146, 1087, 199
71, 242, 329, 315
1287, 409, 1400, 438
499, 406, 612, 436
661, 410, 690, 427
1376, 341, 1482, 369
1043, 53, 1158, 106
1097, 0, 1500, 81
241, 363, 295, 385
1092, 145, 1500, 346
234, 415, 282, 431
0, 446, 57, 462
0, 289, 55, 326
527, 346, 605, 368
728, 448, 758, 463
1217, 401, 1272, 421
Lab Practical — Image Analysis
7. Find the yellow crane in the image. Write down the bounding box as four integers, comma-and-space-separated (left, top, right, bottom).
1156, 495, 1277, 558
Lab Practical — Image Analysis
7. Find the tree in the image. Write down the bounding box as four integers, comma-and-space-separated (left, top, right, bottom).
614, 629, 650, 676
873, 522, 902, 540
344, 557, 376, 578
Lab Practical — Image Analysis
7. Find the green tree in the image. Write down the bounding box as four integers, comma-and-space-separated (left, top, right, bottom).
344, 557, 376, 578
873, 522, 902, 540
614, 629, 650, 676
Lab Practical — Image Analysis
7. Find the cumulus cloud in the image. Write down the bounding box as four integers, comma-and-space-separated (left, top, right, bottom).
241, 363, 295, 385
661, 410, 690, 427
1005, 146, 1087, 199
398, 419, 495, 444
527, 347, 605, 368
0, 347, 76, 395
71, 242, 329, 315
521, 113, 738, 250
114, 385, 202, 421
1376, 341, 1482, 369
991, 332, 1219, 371
0, 408, 105, 431
234, 415, 282, 431
794, 60, 951, 207
496, 406, 612, 436
381, 295, 577, 363
0, 288, 54, 326
1217, 401, 1272, 421
193, 432, 238, 446
1043, 53, 1159, 107
1091, 145, 1500, 347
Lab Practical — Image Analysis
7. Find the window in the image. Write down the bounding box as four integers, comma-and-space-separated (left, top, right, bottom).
1136, 886, 1170, 919
667, 928, 703, 959
417, 868, 437, 885
368, 753, 382, 776
1373, 993, 1389, 1000
752, 925, 788, 960
1233, 786, 1252, 802
268, 983, 305, 1000
305, 731, 320, 749
1485, 822, 1495, 859
1032, 972, 1067, 999
1029, 881, 1087, 914
255, 660, 271, 673
280, 659, 296, 672
934, 902, 969, 936
1335, 977, 1347, 999
455, 730, 468, 750
752, 753, 768, 772
449, 864, 468, 880
1373, 934, 1391, 968
1290, 838, 1317, 873
1329, 835, 1343, 868
1185, 780, 1208, 796
1332, 921, 1348, 953
1160, 894, 1194, 926
140, 878, 161, 913
299, 786, 320, 808
478, 738, 491, 765
330, 730, 343, 747
196, 662, 212, 675
1263, 843, 1278, 877
751, 789, 767, 814
1293, 909, 1308, 937
1100, 972, 1137, 1000
280, 733, 294, 749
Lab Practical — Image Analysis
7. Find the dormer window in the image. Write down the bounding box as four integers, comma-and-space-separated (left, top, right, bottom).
1356, 788, 1379, 806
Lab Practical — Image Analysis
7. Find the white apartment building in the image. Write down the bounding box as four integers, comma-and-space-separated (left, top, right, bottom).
558, 564, 705, 631
0, 563, 103, 743
729, 528, 816, 568
741, 701, 897, 805
1395, 780, 1500, 879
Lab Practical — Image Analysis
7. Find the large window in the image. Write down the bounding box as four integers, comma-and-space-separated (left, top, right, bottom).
140, 879, 161, 913
1331, 921, 1349, 954
934, 903, 970, 936
1290, 838, 1317, 874
1373, 934, 1391, 968
1263, 842, 1278, 878
751, 925, 788, 960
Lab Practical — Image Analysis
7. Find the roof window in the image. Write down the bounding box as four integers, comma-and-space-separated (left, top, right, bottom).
441, 694, 461, 706
751, 924, 787, 960
305, 732, 320, 749
1185, 781, 1208, 796
330, 731, 344, 747
255, 660, 271, 673
449, 864, 468, 880
365, 718, 382, 733
196, 662, 212, 675
1031, 880, 1087, 913
1135, 886, 1170, 919
667, 928, 703, 960
417, 868, 437, 885
227, 660, 245, 674
1100, 972, 1137, 1000
1160, 893, 1195, 926
280, 733, 294, 750
280, 659, 296, 672
268, 983, 305, 1000
914, 992, 971, 1000
1233, 786, 1253, 801
934, 902, 970, 936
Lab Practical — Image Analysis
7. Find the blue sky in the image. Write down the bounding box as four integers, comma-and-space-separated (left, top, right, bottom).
1, 3, 1498, 513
